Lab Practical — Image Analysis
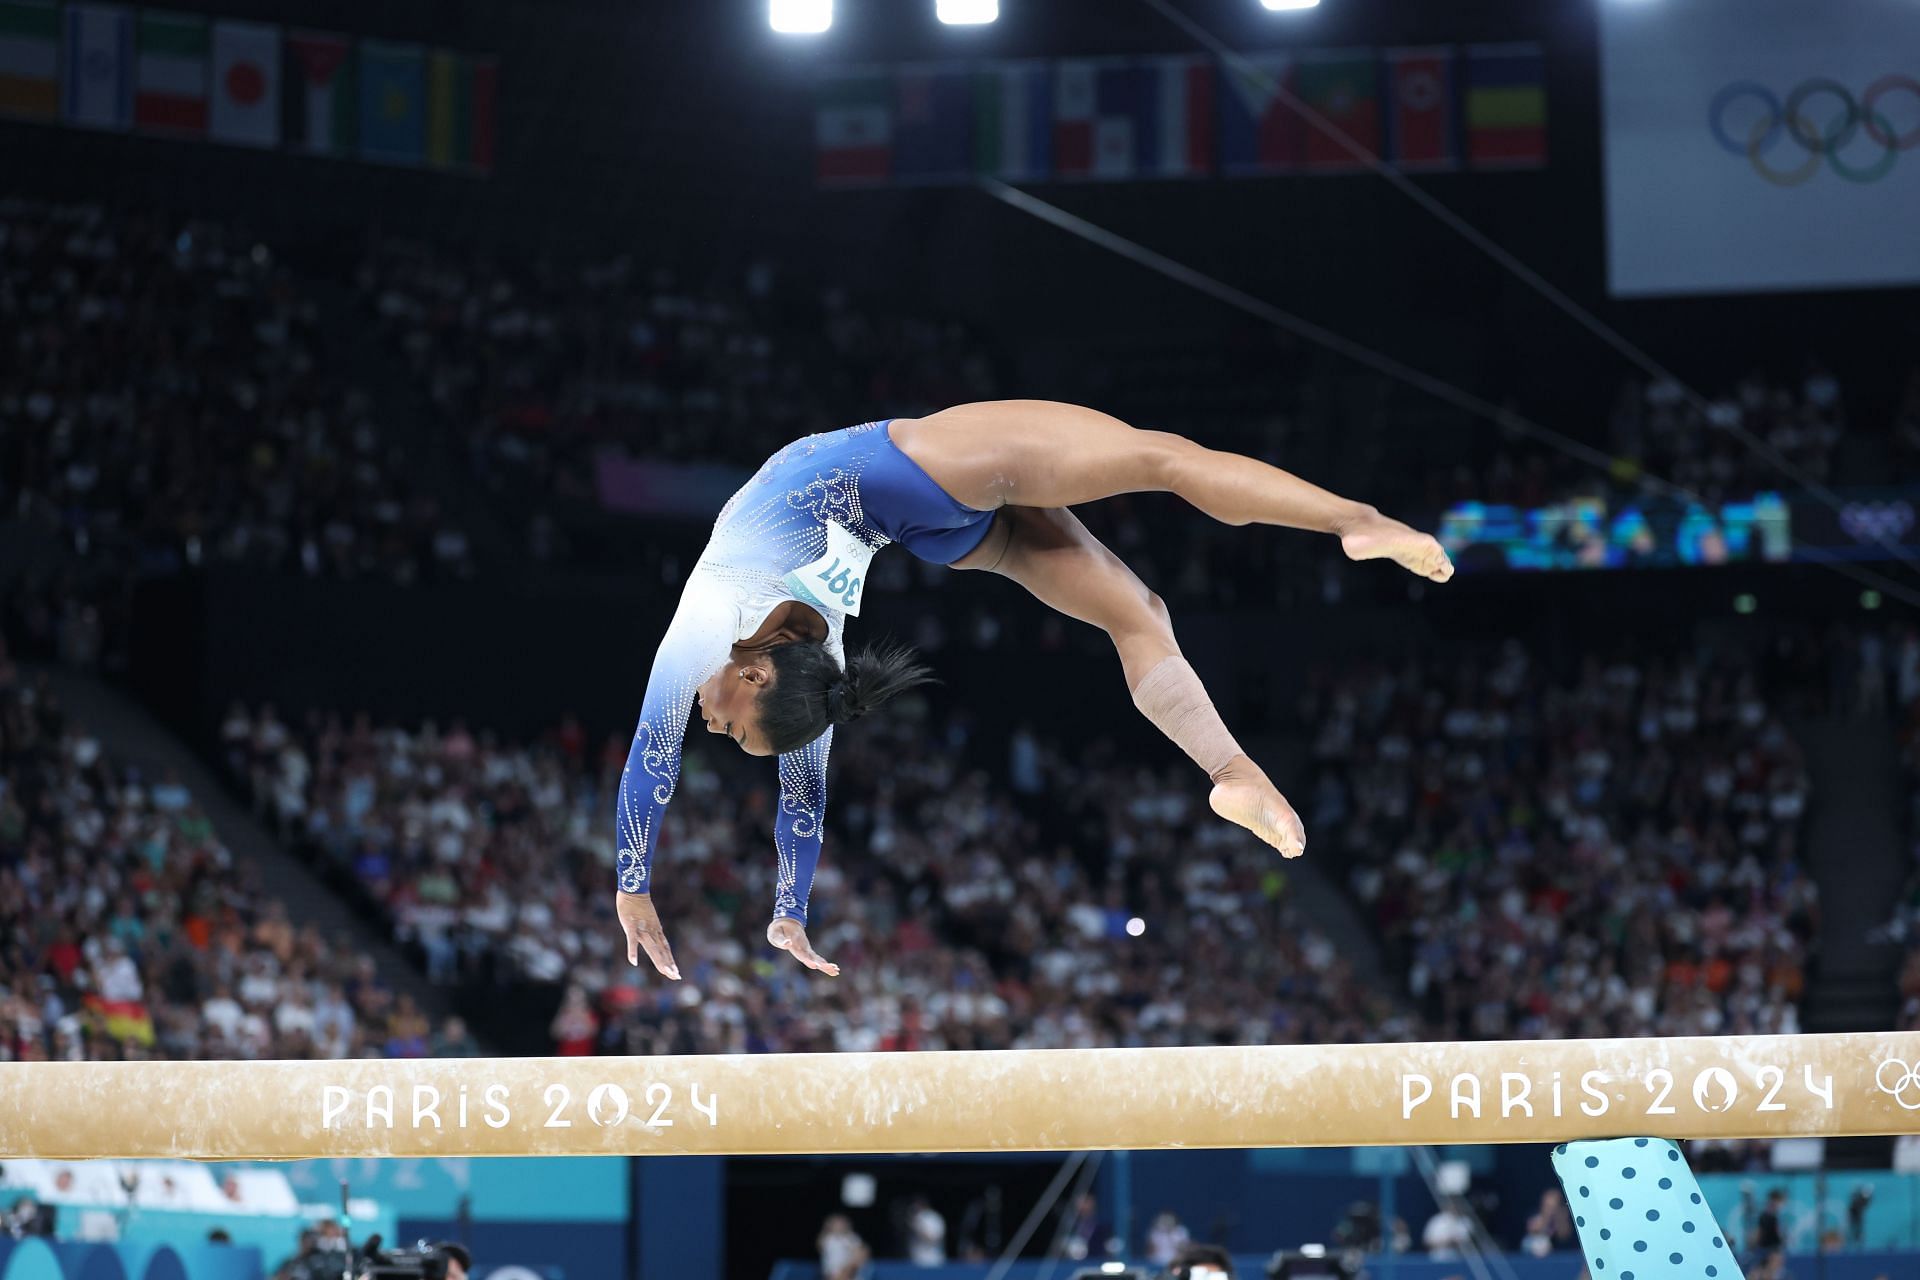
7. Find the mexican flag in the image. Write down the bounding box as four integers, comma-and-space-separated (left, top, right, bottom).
210, 20, 278, 147
816, 71, 891, 185
133, 9, 207, 136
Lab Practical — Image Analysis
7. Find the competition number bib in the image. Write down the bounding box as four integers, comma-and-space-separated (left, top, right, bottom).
785, 520, 875, 617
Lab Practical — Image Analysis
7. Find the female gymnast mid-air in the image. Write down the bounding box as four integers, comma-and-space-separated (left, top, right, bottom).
615, 401, 1453, 978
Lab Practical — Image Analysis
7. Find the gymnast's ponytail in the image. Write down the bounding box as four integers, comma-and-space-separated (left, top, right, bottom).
757, 639, 935, 754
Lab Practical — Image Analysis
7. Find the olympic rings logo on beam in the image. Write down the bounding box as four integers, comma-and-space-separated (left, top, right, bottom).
1878, 1058, 1920, 1110
1708, 76, 1920, 184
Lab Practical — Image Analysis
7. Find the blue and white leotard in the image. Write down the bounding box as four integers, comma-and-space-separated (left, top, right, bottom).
615, 420, 995, 922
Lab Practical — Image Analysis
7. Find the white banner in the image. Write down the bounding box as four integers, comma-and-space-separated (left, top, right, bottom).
1601, 0, 1920, 297
61, 3, 130, 130
210, 20, 280, 148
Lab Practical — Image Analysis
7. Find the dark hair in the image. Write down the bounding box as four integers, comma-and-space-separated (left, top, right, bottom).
756, 639, 934, 754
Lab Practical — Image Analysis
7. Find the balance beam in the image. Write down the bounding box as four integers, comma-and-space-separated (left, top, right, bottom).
5, 1032, 1919, 1159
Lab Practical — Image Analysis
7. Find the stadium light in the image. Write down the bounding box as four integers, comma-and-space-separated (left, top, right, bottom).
937, 0, 999, 22
770, 0, 832, 34
1259, 0, 1320, 10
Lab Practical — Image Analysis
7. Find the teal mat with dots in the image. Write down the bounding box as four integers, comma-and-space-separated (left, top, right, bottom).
1550, 1137, 1745, 1280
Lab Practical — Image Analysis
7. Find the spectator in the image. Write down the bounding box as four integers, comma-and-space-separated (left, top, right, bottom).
1752, 1189, 1787, 1252
905, 1196, 947, 1267
819, 1214, 869, 1280
1520, 1188, 1573, 1256
1422, 1200, 1473, 1258
1147, 1211, 1192, 1268
431, 1016, 481, 1057
1059, 1191, 1101, 1260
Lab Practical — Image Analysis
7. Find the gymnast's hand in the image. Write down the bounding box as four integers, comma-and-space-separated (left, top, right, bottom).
768, 918, 841, 977
617, 890, 681, 980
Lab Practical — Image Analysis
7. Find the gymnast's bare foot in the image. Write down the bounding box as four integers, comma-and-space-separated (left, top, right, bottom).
1208, 755, 1306, 858
1338, 509, 1455, 583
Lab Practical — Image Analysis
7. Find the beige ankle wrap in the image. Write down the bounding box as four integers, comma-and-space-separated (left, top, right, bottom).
1129, 655, 1243, 779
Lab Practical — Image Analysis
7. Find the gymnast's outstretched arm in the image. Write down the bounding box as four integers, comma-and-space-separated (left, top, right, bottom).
953, 506, 1307, 857
613, 583, 735, 980
765, 731, 842, 976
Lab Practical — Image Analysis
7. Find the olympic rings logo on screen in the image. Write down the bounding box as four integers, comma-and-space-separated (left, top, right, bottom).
1708, 76, 1920, 184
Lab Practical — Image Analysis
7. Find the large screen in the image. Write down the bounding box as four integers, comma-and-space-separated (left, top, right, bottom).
1439, 492, 1792, 572
1600, 0, 1920, 297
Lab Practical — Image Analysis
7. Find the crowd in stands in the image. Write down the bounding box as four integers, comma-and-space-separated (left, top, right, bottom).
5, 198, 1898, 1071
1301, 638, 1818, 1040
0, 200, 472, 591
356, 240, 999, 561
0, 632, 471, 1062
1610, 367, 1850, 500
13, 198, 1905, 631
225, 688, 1405, 1056
219, 631, 1830, 1057
1864, 624, 1920, 1032
1419, 363, 1878, 518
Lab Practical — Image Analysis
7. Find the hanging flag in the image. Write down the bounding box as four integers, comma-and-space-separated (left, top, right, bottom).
62, 3, 130, 130
1216, 53, 1300, 175
0, 0, 59, 121
359, 38, 425, 166
209, 20, 277, 147
892, 64, 971, 183
1294, 49, 1380, 170
1465, 42, 1546, 168
133, 10, 206, 136
283, 29, 352, 156
971, 60, 1050, 181
1385, 46, 1456, 170
426, 48, 497, 173
1145, 55, 1212, 178
815, 71, 891, 185
1054, 59, 1156, 180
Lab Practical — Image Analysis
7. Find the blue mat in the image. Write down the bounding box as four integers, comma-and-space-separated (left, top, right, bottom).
1551, 1137, 1745, 1280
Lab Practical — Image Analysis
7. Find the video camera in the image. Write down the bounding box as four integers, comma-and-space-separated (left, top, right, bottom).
1264, 1246, 1357, 1280
357, 1235, 469, 1280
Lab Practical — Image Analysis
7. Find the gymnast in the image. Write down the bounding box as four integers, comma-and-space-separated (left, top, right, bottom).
615, 402, 1452, 978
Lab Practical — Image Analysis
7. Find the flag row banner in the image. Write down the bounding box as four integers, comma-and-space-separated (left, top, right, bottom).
818, 44, 1547, 187
0, 0, 497, 173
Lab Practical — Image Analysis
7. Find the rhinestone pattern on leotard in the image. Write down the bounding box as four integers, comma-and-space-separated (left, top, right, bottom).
615, 424, 890, 918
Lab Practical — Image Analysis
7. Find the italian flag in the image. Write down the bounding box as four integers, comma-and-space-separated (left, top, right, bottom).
284, 28, 353, 156
0, 0, 57, 121
815, 72, 891, 185
972, 61, 1051, 181
133, 9, 207, 136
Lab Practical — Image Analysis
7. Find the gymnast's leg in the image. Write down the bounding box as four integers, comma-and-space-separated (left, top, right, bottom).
953, 506, 1306, 857
891, 399, 1452, 581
